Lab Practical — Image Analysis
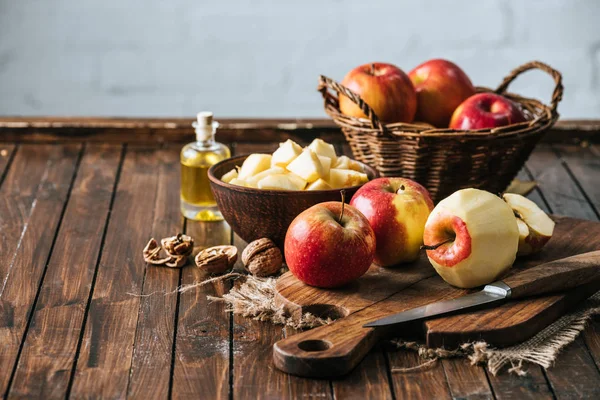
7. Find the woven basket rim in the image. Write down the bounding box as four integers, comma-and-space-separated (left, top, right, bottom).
319, 60, 563, 139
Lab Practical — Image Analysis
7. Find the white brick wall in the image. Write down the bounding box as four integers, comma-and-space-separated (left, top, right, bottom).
0, 0, 598, 119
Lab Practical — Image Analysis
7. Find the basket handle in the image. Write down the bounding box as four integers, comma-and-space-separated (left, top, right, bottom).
495, 61, 563, 117
318, 75, 385, 132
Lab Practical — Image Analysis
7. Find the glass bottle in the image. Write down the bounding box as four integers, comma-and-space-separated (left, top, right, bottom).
180, 111, 230, 221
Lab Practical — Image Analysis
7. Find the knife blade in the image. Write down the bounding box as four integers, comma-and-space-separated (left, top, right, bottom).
363, 282, 511, 328
364, 250, 600, 329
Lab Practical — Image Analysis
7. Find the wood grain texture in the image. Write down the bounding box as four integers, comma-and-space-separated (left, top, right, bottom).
171, 220, 232, 400
441, 358, 493, 400
69, 147, 163, 398
386, 350, 452, 400
0, 117, 597, 144
486, 368, 553, 400
127, 148, 182, 399
7, 145, 121, 399
526, 144, 597, 219
502, 250, 600, 299
544, 338, 600, 399
0, 144, 16, 184
527, 144, 600, 399
0, 144, 81, 396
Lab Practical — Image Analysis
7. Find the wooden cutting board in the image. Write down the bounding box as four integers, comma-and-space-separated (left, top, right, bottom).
273, 216, 600, 377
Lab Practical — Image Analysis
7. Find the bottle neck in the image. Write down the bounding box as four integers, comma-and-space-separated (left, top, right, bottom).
194, 121, 219, 144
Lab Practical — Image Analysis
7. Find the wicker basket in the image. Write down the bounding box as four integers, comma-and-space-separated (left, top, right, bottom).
319, 61, 563, 202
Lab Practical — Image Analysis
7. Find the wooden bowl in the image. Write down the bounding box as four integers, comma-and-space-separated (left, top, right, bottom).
208, 155, 379, 249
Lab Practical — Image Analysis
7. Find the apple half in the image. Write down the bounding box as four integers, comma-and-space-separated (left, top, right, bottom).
423, 189, 519, 288
502, 193, 555, 256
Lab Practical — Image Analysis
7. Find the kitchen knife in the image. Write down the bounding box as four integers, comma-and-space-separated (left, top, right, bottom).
364, 250, 600, 329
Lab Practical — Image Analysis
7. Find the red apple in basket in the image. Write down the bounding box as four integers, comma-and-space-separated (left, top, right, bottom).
339, 62, 417, 123
408, 59, 476, 128
450, 93, 526, 130
284, 201, 376, 288
350, 178, 434, 267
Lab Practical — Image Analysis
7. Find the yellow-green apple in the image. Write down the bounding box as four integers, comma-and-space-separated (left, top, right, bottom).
284, 201, 376, 288
450, 93, 526, 130
408, 59, 476, 128
339, 62, 417, 123
350, 178, 434, 266
423, 188, 519, 288
502, 193, 555, 256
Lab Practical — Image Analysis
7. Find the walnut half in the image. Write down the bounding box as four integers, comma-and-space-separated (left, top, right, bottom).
142, 233, 194, 268
195, 245, 238, 274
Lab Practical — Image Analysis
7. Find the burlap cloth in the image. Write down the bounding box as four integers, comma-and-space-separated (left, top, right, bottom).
205, 273, 600, 376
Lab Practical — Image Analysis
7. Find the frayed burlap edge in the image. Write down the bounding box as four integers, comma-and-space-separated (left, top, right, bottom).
208, 274, 600, 376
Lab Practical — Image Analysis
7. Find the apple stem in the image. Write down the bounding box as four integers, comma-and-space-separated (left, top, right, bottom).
421, 239, 452, 251
338, 190, 346, 223
370, 63, 375, 75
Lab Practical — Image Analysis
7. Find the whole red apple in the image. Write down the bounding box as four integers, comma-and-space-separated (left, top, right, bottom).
350, 177, 434, 267
284, 201, 376, 288
339, 62, 417, 123
449, 93, 526, 130
408, 59, 476, 128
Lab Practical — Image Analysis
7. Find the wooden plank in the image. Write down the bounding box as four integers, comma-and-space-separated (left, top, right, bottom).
7, 145, 122, 398
486, 368, 553, 400
525, 144, 600, 399
0, 117, 596, 144
555, 143, 600, 373
171, 220, 232, 400
231, 234, 332, 400
544, 338, 600, 399
441, 358, 493, 400
553, 143, 600, 217
69, 147, 165, 398
0, 117, 342, 144
127, 148, 182, 398
525, 144, 597, 220
386, 351, 451, 399
331, 345, 393, 400
0, 144, 16, 185
0, 144, 81, 395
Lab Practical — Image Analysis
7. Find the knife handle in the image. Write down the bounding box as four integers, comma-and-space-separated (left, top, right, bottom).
504, 250, 600, 299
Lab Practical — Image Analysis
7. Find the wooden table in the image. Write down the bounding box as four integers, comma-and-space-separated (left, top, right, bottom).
0, 118, 599, 399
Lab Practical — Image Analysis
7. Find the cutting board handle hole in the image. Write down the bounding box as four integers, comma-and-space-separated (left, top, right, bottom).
297, 339, 332, 352
302, 304, 348, 321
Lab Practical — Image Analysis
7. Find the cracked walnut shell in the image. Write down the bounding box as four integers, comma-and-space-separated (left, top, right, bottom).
161, 233, 194, 257
242, 238, 283, 277
195, 245, 238, 274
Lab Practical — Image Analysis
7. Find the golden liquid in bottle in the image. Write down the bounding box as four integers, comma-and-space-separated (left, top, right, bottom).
180, 145, 229, 221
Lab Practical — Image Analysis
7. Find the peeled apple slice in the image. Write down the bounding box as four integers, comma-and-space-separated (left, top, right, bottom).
423, 188, 519, 288
221, 168, 238, 183
245, 167, 285, 186
308, 138, 337, 164
328, 169, 368, 189
257, 174, 300, 191
502, 193, 555, 256
272, 139, 303, 167
286, 149, 325, 183
306, 178, 332, 191
239, 154, 272, 179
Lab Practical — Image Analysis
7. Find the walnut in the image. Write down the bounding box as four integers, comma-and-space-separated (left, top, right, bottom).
143, 238, 172, 265
195, 245, 238, 274
241, 238, 283, 277
142, 233, 194, 268
161, 234, 194, 257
